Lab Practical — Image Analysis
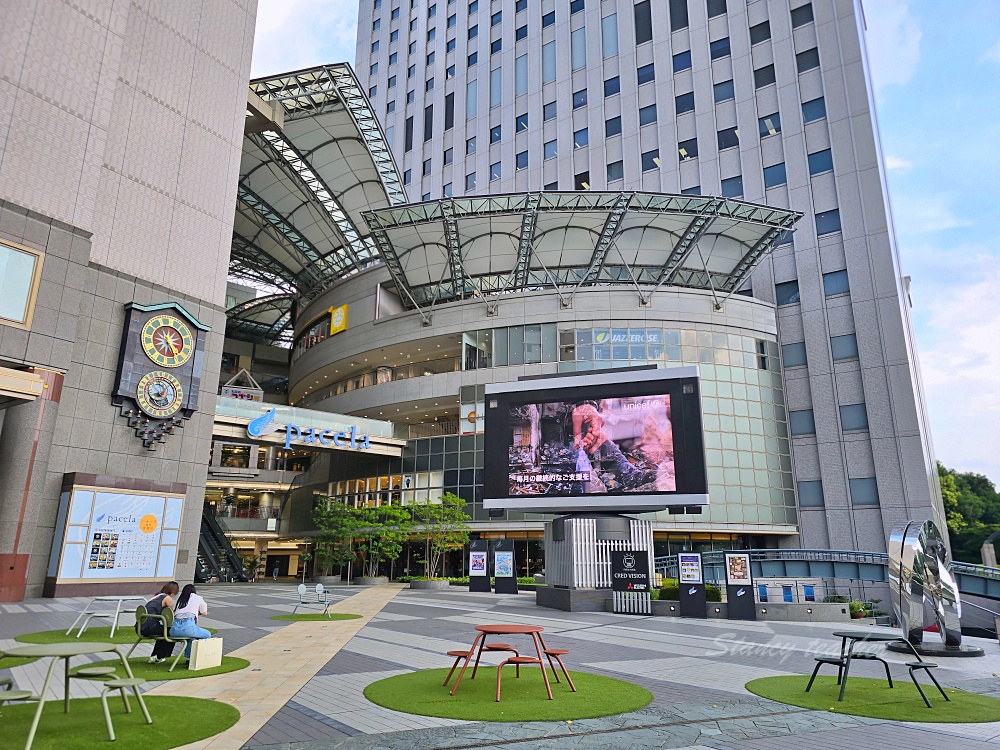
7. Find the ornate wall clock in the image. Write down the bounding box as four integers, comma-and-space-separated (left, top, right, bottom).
113, 303, 211, 448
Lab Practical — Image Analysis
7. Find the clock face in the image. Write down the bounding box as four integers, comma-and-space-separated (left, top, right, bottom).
136, 371, 184, 418
141, 315, 194, 367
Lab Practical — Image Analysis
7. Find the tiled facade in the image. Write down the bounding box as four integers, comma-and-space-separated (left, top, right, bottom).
354, 0, 944, 550
0, 0, 256, 598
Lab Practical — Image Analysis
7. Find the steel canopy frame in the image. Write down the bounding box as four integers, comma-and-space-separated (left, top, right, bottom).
362, 191, 802, 310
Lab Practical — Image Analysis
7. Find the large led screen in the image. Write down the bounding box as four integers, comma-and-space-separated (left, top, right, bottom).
484, 367, 708, 512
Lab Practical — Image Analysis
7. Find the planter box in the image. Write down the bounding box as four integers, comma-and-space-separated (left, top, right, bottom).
353, 576, 389, 585
409, 580, 450, 590
311, 576, 342, 586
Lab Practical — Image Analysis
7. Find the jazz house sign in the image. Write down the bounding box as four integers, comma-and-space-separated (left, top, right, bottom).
247, 408, 372, 450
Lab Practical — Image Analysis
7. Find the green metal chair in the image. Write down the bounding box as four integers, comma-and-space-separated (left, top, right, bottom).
127, 605, 191, 672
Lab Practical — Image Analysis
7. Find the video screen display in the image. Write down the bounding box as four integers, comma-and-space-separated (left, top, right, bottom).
484, 367, 709, 513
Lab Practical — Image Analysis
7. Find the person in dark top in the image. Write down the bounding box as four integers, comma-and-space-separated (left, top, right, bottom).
141, 581, 179, 663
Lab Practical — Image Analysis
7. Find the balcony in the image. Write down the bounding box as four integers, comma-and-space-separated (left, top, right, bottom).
212, 503, 282, 534
299, 356, 461, 407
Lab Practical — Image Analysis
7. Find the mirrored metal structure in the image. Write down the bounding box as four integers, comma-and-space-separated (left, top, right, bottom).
888, 520, 962, 648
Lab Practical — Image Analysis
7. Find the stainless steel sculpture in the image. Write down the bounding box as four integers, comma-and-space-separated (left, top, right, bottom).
888, 520, 962, 648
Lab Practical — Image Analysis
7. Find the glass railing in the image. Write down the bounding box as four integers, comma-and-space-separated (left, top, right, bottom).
407, 420, 460, 439
298, 356, 462, 407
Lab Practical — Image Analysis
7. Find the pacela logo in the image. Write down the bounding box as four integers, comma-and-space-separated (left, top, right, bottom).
736, 588, 746, 597
247, 408, 280, 437
688, 586, 698, 595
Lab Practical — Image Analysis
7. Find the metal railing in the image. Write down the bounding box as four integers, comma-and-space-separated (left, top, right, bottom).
407, 420, 461, 439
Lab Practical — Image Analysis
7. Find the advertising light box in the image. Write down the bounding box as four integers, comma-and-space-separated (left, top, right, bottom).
483, 367, 709, 513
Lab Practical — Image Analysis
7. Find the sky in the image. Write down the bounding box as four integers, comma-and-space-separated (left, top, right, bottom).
251, 0, 1000, 484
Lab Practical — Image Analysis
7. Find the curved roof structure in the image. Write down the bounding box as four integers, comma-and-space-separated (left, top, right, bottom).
231, 64, 404, 304
362, 192, 802, 312
225, 294, 295, 346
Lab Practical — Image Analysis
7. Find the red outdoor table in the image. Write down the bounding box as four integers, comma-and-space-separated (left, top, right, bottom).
450, 624, 552, 700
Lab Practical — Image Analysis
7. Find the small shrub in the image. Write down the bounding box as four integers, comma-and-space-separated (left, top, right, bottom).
706, 584, 722, 602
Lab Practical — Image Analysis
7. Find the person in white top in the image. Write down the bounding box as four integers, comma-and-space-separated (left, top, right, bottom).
167, 584, 211, 662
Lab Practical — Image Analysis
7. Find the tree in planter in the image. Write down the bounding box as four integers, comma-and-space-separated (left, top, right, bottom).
356, 503, 414, 578
238, 550, 266, 582
412, 492, 470, 579
312, 498, 359, 577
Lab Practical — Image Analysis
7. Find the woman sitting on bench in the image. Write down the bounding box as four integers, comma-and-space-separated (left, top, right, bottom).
168, 584, 212, 664
142, 581, 179, 664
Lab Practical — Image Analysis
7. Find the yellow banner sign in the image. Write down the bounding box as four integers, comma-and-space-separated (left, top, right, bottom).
329, 304, 348, 335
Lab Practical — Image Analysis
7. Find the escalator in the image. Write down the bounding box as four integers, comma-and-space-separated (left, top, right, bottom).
198, 508, 249, 582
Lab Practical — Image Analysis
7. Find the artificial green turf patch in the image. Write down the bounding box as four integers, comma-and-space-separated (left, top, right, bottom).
746, 675, 1000, 722
271, 613, 363, 622
70, 655, 249, 681
0, 695, 238, 749
364, 668, 652, 722
15, 626, 216, 646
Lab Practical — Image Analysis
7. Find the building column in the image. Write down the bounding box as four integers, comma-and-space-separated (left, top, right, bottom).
0, 370, 63, 601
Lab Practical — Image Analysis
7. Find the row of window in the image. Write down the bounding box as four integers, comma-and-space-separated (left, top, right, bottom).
782, 334, 859, 368
789, 403, 869, 435
798, 476, 880, 508
776, 270, 851, 307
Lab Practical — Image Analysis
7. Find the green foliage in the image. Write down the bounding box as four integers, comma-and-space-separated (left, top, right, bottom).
312, 498, 359, 576
938, 462, 1000, 562
658, 582, 722, 601
412, 492, 471, 578
356, 502, 414, 577
848, 599, 868, 615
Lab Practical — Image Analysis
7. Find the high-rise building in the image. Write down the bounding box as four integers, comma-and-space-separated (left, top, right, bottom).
353, 0, 944, 551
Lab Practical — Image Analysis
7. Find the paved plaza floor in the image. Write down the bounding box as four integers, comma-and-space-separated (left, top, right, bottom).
3, 584, 1000, 749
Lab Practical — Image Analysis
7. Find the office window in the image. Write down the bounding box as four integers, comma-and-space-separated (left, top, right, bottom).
0, 241, 43, 327
637, 63, 655, 85
371, 40, 380, 52
491, 10, 501, 25
641, 149, 660, 171
427, 51, 436, 64
675, 91, 695, 115
490, 66, 502, 107
386, 100, 395, 113
491, 38, 502, 55
575, 171, 590, 190
544, 180, 558, 190
466, 172, 476, 190
391, 29, 398, 42
669, 0, 689, 30
763, 162, 787, 188
850, 478, 879, 506
423, 104, 433, 140
374, 0, 381, 7
543, 41, 556, 82
573, 88, 588, 108
408, 64, 416, 78
423, 158, 432, 176
602, 14, 619, 57
490, 124, 502, 143
370, 62, 378, 75
544, 139, 558, 159
759, 112, 781, 136
781, 342, 807, 368
808, 148, 834, 175
709, 37, 731, 60
409, 40, 417, 54
571, 27, 587, 70
816, 209, 842, 235
516, 24, 527, 40
368, 85, 377, 97
448, 13, 456, 27
468, 51, 478, 66
681, 185, 701, 195
605, 116, 622, 137
427, 27, 436, 41
789, 409, 816, 436
678, 137, 698, 161
447, 38, 456, 52
571, 0, 585, 13
516, 112, 528, 131
607, 160, 624, 181
802, 96, 827, 123
425, 77, 435, 91
823, 269, 850, 296
444, 92, 455, 129
831, 334, 859, 361
542, 11, 555, 27
798, 481, 824, 508
372, 18, 381, 30
717, 127, 739, 150
404, 115, 414, 151
721, 175, 743, 197
754, 64, 776, 88
428, 2, 436, 16
409, 17, 417, 31
490, 161, 501, 181
447, 64, 455, 78
407, 89, 415, 102
841, 403, 869, 431
543, 101, 557, 121
796, 47, 820, 73
388, 75, 397, 88
707, 0, 727, 18
574, 128, 589, 148
403, 168, 412, 185
469, 0, 478, 12
466, 79, 478, 118
673, 51, 692, 72
791, 3, 814, 27
634, 1, 653, 44
468, 24, 478, 38
516, 150, 528, 170
713, 79, 734, 103
750, 20, 770, 44
638, 104, 657, 126
390, 52, 398, 65
516, 0, 527, 12
775, 279, 800, 305
444, 147, 453, 164
604, 76, 621, 96
466, 136, 476, 154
